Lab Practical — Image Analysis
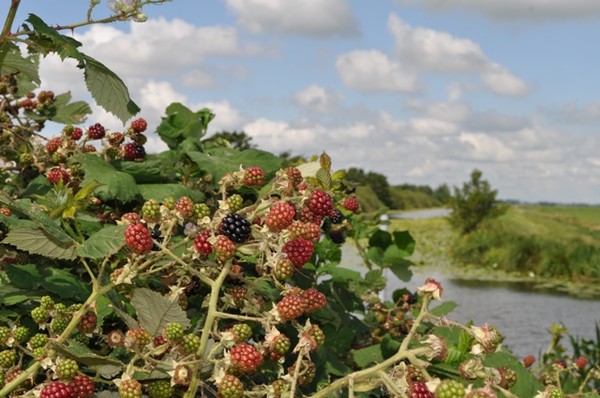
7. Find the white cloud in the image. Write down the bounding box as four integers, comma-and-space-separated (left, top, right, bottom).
409, 118, 459, 136
388, 14, 488, 73
387, 14, 529, 96
480, 63, 529, 96
224, 0, 359, 36
400, 0, 600, 20
293, 85, 342, 113
458, 132, 515, 161
336, 50, 418, 92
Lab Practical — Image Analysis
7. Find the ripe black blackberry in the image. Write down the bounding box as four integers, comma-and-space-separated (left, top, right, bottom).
329, 229, 345, 244
329, 209, 344, 224
123, 142, 145, 161
220, 212, 252, 243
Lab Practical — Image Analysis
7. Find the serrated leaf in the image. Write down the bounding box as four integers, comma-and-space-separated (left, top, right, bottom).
353, 344, 383, 367
5, 263, 42, 290
331, 169, 346, 181
7, 198, 74, 244
4, 227, 76, 259
131, 288, 191, 336
316, 168, 332, 190
186, 148, 281, 185
112, 157, 169, 184
484, 351, 543, 397
392, 230, 416, 256
387, 260, 413, 282
50, 93, 91, 124
137, 184, 197, 202
0, 43, 40, 85
156, 103, 210, 149
83, 57, 140, 123
50, 341, 123, 369
76, 224, 126, 259
43, 267, 91, 300
26, 14, 84, 60
429, 301, 457, 317
69, 154, 139, 202
319, 152, 332, 171
369, 229, 392, 250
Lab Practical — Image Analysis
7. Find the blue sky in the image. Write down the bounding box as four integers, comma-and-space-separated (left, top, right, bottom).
4, 0, 600, 203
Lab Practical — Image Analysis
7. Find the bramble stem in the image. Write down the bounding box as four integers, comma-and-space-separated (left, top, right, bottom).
184, 261, 231, 398
0, 0, 20, 42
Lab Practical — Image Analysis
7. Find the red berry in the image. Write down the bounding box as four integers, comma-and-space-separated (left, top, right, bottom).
229, 343, 263, 374
276, 294, 307, 321
71, 127, 83, 141
175, 196, 194, 219
301, 288, 327, 313
47, 168, 70, 185
297, 206, 323, 225
123, 142, 145, 161
45, 137, 62, 154
522, 354, 535, 367
87, 123, 105, 140
265, 201, 296, 232
409, 381, 433, 398
282, 238, 314, 269
118, 378, 142, 398
285, 166, 303, 187
40, 381, 75, 398
125, 223, 153, 254
274, 259, 295, 280
343, 196, 361, 212
107, 132, 124, 146
575, 356, 588, 369
0, 208, 11, 216
287, 220, 321, 243
194, 230, 213, 256
77, 312, 97, 334
215, 235, 236, 262
130, 118, 148, 133
243, 166, 265, 187
69, 375, 94, 398
307, 189, 333, 216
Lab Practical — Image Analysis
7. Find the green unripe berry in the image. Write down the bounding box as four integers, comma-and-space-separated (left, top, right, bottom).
193, 203, 210, 219
56, 358, 79, 380
226, 194, 244, 212
164, 323, 185, 342
39, 295, 54, 309
0, 350, 16, 368
147, 379, 173, 398
31, 307, 50, 324
13, 326, 29, 343
29, 333, 49, 349
181, 333, 201, 355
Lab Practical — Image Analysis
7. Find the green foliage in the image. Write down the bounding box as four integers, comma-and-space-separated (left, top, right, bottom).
448, 169, 508, 234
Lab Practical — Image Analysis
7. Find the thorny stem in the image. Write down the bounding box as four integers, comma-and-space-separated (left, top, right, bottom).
0, 0, 20, 42
288, 351, 305, 398
309, 295, 434, 398
184, 261, 231, 398
0, 282, 115, 397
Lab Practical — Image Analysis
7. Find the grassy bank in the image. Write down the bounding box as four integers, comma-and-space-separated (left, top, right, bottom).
388, 205, 600, 297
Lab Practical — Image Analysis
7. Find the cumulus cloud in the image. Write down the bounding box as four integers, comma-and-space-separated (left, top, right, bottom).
336, 50, 418, 92
388, 14, 529, 95
293, 85, 343, 113
399, 0, 600, 21
224, 0, 359, 36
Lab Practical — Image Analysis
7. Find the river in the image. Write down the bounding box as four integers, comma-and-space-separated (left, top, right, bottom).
340, 208, 600, 359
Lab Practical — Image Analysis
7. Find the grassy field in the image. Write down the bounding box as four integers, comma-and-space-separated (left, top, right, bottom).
387, 205, 600, 297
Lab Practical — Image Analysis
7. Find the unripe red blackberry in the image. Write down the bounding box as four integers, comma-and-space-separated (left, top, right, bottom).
282, 238, 314, 269
266, 201, 296, 231
47, 168, 70, 185
285, 166, 303, 187
87, 123, 105, 140
343, 196, 361, 212
302, 288, 327, 312
130, 117, 148, 133
288, 220, 321, 243
77, 312, 97, 334
69, 375, 95, 398
108, 132, 125, 146
40, 381, 75, 398
243, 166, 265, 187
45, 137, 62, 154
125, 328, 152, 349
229, 342, 263, 374
125, 223, 153, 254
226, 286, 248, 308
123, 142, 145, 161
410, 381, 433, 398
71, 127, 83, 141
174, 196, 194, 219
276, 294, 307, 321
194, 230, 213, 256
307, 189, 333, 216
215, 235, 237, 262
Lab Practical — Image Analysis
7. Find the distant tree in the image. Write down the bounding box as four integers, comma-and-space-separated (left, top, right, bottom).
448, 169, 508, 234
346, 168, 393, 207
205, 130, 256, 150
279, 150, 308, 167
433, 183, 451, 204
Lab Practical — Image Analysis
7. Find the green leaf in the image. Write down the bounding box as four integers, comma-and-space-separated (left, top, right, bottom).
324, 351, 352, 377
381, 334, 401, 358
316, 168, 332, 190
70, 154, 139, 202
314, 239, 342, 266
392, 230, 416, 256
4, 227, 76, 259
6, 198, 74, 244
387, 259, 413, 282
156, 103, 212, 149
429, 301, 457, 317
186, 147, 281, 186
26, 14, 84, 60
364, 270, 386, 291
50, 93, 91, 124
329, 267, 362, 283
76, 224, 126, 259
0, 292, 29, 306
368, 229, 392, 250
137, 184, 197, 202
5, 263, 42, 290
50, 341, 123, 369
353, 344, 383, 368
0, 43, 40, 85
111, 157, 170, 184
43, 267, 91, 300
484, 351, 543, 397
131, 288, 191, 336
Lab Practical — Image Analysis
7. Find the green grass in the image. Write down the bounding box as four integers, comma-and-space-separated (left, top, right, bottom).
388, 205, 600, 297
